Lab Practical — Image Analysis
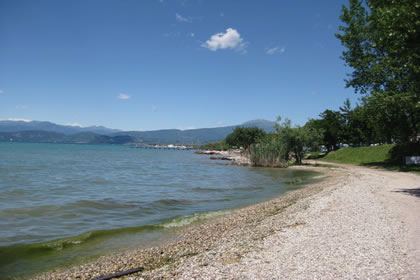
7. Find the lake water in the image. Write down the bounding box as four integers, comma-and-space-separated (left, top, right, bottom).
0, 142, 321, 278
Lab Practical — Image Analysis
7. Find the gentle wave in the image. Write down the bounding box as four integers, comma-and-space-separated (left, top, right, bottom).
153, 199, 194, 207
0, 198, 228, 222
161, 210, 229, 228
191, 187, 224, 192
0, 224, 159, 276
0, 198, 195, 217
0, 224, 158, 253
0, 207, 229, 257
191, 186, 264, 193
0, 208, 229, 277
72, 199, 140, 210
0, 189, 25, 196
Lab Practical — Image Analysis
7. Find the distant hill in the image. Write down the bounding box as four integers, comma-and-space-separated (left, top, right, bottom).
111, 119, 276, 145
0, 120, 121, 135
0, 119, 276, 145
113, 126, 236, 145
241, 119, 276, 132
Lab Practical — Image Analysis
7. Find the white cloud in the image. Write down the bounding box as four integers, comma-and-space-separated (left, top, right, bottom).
202, 28, 246, 52
265, 46, 286, 55
7, 118, 32, 122
176, 13, 190, 23
0, 90, 4, 94
216, 120, 224, 126
15, 105, 30, 110
117, 93, 131, 100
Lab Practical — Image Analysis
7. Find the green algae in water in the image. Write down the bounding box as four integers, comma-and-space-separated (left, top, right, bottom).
0, 225, 170, 279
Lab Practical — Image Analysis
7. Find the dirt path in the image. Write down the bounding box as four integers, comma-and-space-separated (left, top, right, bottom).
315, 161, 420, 278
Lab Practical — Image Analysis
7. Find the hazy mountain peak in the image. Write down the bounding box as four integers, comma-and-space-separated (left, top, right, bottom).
242, 119, 275, 125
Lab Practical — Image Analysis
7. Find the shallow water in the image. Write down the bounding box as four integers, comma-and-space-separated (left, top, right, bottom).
0, 142, 320, 278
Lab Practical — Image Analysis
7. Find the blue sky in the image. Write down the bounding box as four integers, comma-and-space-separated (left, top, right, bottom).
0, 0, 357, 131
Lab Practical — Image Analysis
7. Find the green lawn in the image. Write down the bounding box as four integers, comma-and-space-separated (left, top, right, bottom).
322, 144, 394, 165
322, 144, 420, 173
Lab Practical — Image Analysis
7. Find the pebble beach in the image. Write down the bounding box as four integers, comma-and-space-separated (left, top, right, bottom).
33, 162, 420, 280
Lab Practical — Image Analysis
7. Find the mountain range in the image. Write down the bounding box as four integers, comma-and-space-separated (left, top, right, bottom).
0, 119, 276, 145
0, 120, 121, 135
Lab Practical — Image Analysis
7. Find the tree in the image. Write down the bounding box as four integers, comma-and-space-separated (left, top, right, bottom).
201, 140, 232, 151
346, 104, 375, 145
225, 127, 266, 150
275, 117, 323, 164
308, 110, 344, 151
336, 0, 420, 143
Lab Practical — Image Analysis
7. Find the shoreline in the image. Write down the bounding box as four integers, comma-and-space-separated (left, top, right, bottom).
195, 149, 252, 166
33, 165, 339, 280
33, 163, 420, 279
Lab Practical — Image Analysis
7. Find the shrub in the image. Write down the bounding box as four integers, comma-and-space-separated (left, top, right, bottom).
249, 136, 288, 168
201, 140, 232, 151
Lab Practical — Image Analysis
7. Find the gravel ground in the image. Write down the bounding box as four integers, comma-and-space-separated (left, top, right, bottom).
33, 163, 420, 280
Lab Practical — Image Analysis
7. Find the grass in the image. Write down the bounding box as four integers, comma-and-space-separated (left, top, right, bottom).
321, 144, 420, 173
322, 144, 394, 165
306, 152, 325, 159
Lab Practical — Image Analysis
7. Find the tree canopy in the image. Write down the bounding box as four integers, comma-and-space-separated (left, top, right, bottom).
225, 127, 266, 149
275, 118, 323, 164
336, 0, 420, 143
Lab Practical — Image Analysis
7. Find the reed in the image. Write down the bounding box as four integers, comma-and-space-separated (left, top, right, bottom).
250, 140, 288, 168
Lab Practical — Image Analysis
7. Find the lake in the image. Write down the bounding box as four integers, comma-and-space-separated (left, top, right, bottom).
0, 142, 321, 278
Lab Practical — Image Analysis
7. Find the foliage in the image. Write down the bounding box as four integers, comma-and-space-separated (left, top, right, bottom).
274, 117, 323, 164
306, 110, 344, 152
306, 152, 325, 159
249, 133, 288, 167
225, 127, 266, 149
201, 140, 232, 151
336, 0, 420, 143
343, 103, 376, 145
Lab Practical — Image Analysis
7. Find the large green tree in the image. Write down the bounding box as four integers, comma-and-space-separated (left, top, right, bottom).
306, 110, 344, 151
275, 118, 323, 164
225, 127, 266, 149
336, 0, 420, 143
